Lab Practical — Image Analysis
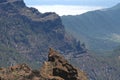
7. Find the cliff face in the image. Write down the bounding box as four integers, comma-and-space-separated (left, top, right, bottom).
0, 48, 88, 80
0, 0, 86, 68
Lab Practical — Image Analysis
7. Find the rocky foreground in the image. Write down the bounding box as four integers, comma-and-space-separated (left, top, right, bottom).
0, 48, 88, 80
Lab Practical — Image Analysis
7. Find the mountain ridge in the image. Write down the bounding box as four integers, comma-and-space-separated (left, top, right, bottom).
0, 0, 86, 68
62, 3, 120, 51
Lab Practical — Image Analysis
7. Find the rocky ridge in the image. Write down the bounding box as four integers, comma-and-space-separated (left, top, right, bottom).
0, 48, 88, 80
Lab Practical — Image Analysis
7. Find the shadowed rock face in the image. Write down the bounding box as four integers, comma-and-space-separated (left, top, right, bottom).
0, 48, 88, 80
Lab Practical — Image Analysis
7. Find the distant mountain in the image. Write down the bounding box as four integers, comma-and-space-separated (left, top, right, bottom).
0, 0, 86, 68
62, 3, 120, 52
62, 4, 120, 79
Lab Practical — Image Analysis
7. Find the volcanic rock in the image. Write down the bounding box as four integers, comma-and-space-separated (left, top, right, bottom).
40, 48, 88, 80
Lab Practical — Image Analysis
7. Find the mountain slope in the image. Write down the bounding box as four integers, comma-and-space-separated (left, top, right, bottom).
62, 3, 120, 79
0, 0, 86, 68
70, 51, 120, 80
62, 3, 120, 51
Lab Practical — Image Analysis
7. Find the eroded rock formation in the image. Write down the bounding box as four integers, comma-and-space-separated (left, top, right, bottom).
40, 48, 88, 80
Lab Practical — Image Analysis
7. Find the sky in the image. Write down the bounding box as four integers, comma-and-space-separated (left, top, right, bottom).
24, 0, 120, 16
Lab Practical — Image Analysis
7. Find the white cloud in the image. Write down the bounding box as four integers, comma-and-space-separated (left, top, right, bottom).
109, 33, 120, 42
28, 5, 103, 16
103, 33, 120, 43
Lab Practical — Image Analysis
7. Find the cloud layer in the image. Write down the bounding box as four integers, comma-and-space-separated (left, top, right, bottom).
28, 5, 103, 16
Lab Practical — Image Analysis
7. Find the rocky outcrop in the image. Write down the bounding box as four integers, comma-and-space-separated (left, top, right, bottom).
0, 64, 32, 80
40, 48, 88, 80
0, 48, 88, 80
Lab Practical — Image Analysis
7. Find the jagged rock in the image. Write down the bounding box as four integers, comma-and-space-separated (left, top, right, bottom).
0, 64, 33, 80
0, 48, 88, 80
40, 48, 88, 80
8, 64, 31, 73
